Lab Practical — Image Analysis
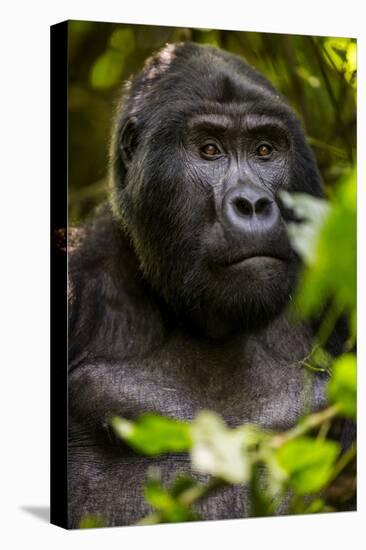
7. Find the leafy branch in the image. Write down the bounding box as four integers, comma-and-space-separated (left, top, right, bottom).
130, 400, 350, 525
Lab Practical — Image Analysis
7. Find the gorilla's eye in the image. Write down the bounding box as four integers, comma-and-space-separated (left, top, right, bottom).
200, 143, 221, 158
256, 143, 273, 158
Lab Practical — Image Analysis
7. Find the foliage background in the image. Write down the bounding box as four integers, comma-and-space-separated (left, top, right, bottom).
68, 21, 356, 222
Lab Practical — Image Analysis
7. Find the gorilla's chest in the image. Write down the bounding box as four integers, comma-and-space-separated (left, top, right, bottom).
68, 318, 328, 527
118, 320, 327, 430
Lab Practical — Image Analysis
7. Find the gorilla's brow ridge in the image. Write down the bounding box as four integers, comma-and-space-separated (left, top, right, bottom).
187, 113, 289, 135
187, 113, 233, 132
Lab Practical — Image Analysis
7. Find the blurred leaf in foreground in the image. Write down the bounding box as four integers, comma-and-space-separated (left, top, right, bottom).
328, 354, 357, 419
191, 411, 260, 484
79, 515, 105, 529
110, 414, 191, 455
143, 470, 198, 523
275, 436, 340, 494
282, 169, 356, 339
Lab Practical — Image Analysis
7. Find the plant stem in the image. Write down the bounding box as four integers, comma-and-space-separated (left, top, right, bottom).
316, 300, 343, 350
137, 512, 162, 526
179, 477, 225, 506
326, 443, 356, 486
270, 404, 340, 448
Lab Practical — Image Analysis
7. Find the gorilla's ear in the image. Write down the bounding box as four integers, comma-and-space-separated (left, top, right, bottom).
119, 116, 139, 168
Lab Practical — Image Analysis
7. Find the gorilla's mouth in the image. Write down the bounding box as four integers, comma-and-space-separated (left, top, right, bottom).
221, 253, 287, 268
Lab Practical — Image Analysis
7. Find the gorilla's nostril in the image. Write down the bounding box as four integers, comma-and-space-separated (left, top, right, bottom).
255, 198, 272, 215
234, 197, 253, 217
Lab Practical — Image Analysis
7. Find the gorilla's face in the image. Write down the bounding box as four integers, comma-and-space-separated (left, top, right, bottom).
111, 43, 322, 337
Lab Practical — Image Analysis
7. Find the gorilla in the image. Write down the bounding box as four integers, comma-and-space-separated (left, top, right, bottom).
67, 42, 338, 527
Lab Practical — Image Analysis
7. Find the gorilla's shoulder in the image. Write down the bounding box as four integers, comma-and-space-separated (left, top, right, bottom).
68, 203, 133, 282
67, 203, 165, 366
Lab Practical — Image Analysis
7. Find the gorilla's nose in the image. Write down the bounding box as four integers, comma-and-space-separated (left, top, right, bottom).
222, 185, 280, 233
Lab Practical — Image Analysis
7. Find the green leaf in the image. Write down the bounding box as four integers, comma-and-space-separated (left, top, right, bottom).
144, 471, 198, 523
110, 414, 192, 455
328, 354, 357, 419
275, 436, 340, 495
90, 50, 125, 90
323, 38, 357, 85
160, 506, 197, 523
191, 411, 260, 484
79, 515, 105, 529
283, 170, 356, 334
324, 37, 349, 70
249, 462, 276, 517
304, 498, 333, 514
109, 28, 135, 55
170, 474, 197, 497
144, 476, 176, 510
332, 46, 348, 63
262, 452, 288, 496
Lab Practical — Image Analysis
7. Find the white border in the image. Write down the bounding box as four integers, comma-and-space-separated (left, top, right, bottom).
0, 1, 364, 549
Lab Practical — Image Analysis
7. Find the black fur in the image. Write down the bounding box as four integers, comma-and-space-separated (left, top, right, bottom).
68, 43, 332, 527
